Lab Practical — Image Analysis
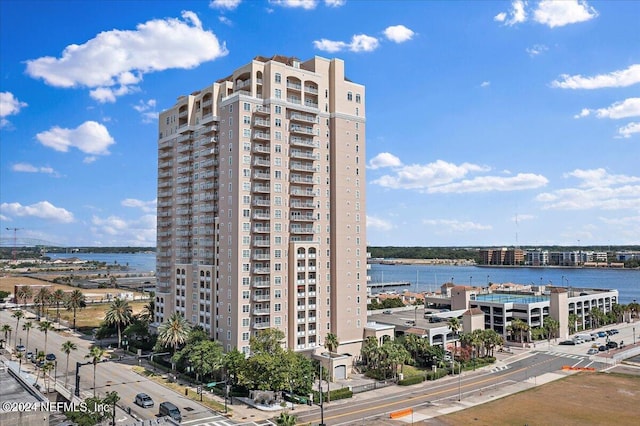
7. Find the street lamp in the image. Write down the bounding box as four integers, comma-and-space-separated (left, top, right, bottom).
634, 327, 636, 345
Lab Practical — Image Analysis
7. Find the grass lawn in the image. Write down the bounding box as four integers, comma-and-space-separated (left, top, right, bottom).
435, 372, 640, 426
131, 366, 230, 415
47, 301, 148, 332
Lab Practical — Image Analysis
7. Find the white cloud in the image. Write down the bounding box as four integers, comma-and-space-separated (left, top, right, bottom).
25, 11, 228, 102
371, 158, 490, 190
122, 198, 157, 213
0, 91, 28, 128
526, 44, 548, 57
314, 34, 379, 53
551, 64, 640, 89
368, 152, 403, 170
91, 214, 156, 246
218, 16, 233, 26
12, 163, 57, 175
383, 25, 415, 43
427, 173, 549, 194
533, 0, 598, 28
494, 0, 527, 26
536, 168, 640, 210
423, 219, 492, 232
313, 39, 347, 53
133, 99, 158, 123
324, 0, 345, 6
367, 215, 394, 231
0, 201, 74, 223
617, 122, 640, 139
210, 0, 242, 10
512, 214, 536, 222
594, 98, 640, 119
36, 121, 115, 156
480, 81, 491, 88
269, 0, 317, 9
574, 108, 591, 119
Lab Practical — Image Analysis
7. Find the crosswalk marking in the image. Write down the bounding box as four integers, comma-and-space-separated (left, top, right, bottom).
490, 365, 509, 373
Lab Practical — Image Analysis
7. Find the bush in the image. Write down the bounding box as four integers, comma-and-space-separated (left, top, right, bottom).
312, 387, 353, 402
398, 375, 424, 386
425, 368, 448, 381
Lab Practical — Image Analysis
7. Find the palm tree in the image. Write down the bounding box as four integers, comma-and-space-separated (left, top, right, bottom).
1, 324, 12, 347
61, 340, 78, 389
34, 287, 52, 319
275, 411, 297, 426
447, 317, 461, 357
324, 332, 339, 353
157, 313, 191, 371
38, 320, 54, 354
23, 321, 33, 353
50, 289, 66, 325
509, 318, 529, 343
85, 346, 106, 397
544, 318, 560, 343
104, 298, 133, 349
139, 299, 155, 323
65, 289, 86, 331
41, 362, 54, 392
11, 309, 24, 347
16, 286, 33, 309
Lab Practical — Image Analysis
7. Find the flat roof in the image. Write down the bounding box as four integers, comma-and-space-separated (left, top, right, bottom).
474, 293, 549, 304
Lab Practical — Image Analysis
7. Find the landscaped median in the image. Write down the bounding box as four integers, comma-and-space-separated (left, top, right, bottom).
131, 366, 230, 415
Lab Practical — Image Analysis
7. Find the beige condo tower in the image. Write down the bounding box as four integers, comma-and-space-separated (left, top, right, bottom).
155, 55, 367, 358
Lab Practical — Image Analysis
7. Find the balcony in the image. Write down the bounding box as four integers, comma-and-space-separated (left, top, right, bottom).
252, 198, 271, 207
253, 226, 270, 233
253, 145, 270, 154
253, 266, 270, 274
289, 136, 318, 148
253, 252, 270, 261
291, 150, 318, 160
290, 125, 315, 135
290, 176, 314, 185
290, 188, 315, 197
253, 118, 270, 127
253, 211, 270, 220
290, 200, 315, 209
253, 158, 270, 167
253, 308, 270, 315
253, 294, 271, 302
289, 112, 316, 123
290, 213, 315, 222
304, 85, 318, 94
290, 163, 317, 172
253, 238, 270, 247
253, 184, 270, 193
253, 132, 270, 141
254, 105, 270, 115
252, 279, 270, 288
253, 321, 271, 329
286, 81, 302, 91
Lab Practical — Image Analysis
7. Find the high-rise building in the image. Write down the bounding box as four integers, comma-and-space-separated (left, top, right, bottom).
154, 55, 367, 357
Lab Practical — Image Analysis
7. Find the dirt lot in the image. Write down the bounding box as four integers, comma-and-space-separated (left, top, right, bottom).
0, 275, 122, 297
435, 372, 640, 426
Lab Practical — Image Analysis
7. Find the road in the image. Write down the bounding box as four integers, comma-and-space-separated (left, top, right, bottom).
293, 350, 607, 426
0, 309, 215, 424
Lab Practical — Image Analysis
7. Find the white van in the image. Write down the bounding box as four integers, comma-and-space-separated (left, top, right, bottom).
575, 333, 594, 342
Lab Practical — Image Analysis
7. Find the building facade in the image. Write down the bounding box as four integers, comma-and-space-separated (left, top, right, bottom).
155, 55, 367, 356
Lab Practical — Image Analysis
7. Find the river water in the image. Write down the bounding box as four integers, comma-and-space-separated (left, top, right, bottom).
48, 252, 640, 304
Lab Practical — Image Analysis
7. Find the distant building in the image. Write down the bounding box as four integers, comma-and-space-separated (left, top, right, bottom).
478, 248, 524, 265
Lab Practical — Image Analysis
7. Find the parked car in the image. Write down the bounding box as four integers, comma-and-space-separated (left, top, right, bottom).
158, 402, 181, 422
26, 351, 33, 360
611, 329, 619, 334
134, 393, 154, 408
559, 340, 576, 345
587, 348, 598, 355
382, 310, 392, 314
45, 353, 56, 361
598, 331, 606, 338
16, 344, 26, 352
606, 341, 618, 349
598, 345, 607, 352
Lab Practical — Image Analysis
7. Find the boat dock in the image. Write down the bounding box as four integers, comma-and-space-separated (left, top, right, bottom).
367, 281, 411, 293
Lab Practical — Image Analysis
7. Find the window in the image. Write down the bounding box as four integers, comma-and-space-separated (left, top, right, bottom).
275, 73, 281, 83
242, 263, 250, 272
274, 317, 282, 326
275, 89, 282, 99
242, 249, 250, 258
243, 128, 251, 138
275, 105, 282, 114
347, 92, 353, 101
242, 304, 250, 313
275, 249, 282, 258
243, 195, 251, 204
242, 332, 250, 341
275, 131, 282, 140
355, 94, 361, 103
275, 303, 281, 312
242, 182, 250, 191
242, 318, 250, 327
275, 210, 282, 219
274, 183, 282, 193
243, 102, 251, 111
275, 118, 282, 127
275, 144, 282, 153
275, 290, 282, 298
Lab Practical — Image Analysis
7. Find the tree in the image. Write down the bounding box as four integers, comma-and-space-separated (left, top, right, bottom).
157, 313, 191, 371
139, 299, 155, 323
361, 336, 379, 369
85, 346, 106, 397
508, 318, 529, 343
276, 411, 297, 426
590, 307, 604, 329
61, 340, 78, 389
544, 318, 560, 343
324, 332, 339, 354
568, 313, 579, 335
103, 391, 120, 426
34, 286, 52, 319
447, 317, 461, 357
41, 361, 54, 392
187, 340, 224, 382
222, 348, 246, 387
109, 275, 118, 288
1, 324, 12, 346
38, 321, 54, 354
16, 286, 33, 309
50, 289, 66, 324
11, 309, 24, 348
22, 321, 33, 353
65, 289, 86, 331
104, 298, 133, 349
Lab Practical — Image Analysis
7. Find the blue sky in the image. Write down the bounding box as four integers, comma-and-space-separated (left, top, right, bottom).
1, 0, 639, 247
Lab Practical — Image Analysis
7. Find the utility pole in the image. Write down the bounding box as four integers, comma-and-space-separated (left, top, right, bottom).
5, 227, 23, 261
